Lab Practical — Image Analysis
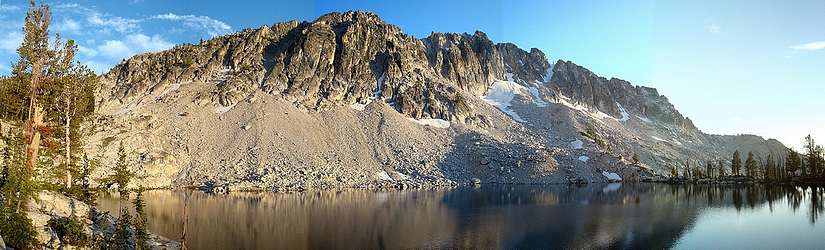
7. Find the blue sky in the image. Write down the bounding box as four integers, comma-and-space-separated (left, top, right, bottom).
0, 0, 822, 148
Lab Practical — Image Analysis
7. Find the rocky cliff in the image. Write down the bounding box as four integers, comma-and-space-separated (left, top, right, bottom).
89, 11, 785, 190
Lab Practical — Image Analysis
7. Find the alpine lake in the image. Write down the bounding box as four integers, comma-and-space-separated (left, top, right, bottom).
98, 183, 825, 249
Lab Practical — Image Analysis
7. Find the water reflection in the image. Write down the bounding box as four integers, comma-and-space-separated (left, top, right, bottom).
98, 184, 825, 249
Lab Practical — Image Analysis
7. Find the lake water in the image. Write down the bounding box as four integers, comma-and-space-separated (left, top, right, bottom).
98, 184, 825, 249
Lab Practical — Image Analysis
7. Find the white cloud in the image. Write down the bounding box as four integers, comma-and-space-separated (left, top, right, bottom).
55, 18, 83, 33
151, 13, 232, 37
707, 24, 721, 34
0, 31, 22, 52
98, 40, 130, 59
87, 14, 142, 33
76, 44, 98, 57
0, 2, 20, 12
790, 41, 825, 51
53, 3, 231, 37
97, 33, 173, 60
45, 3, 232, 73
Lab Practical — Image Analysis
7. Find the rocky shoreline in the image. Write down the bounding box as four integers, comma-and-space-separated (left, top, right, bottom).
5, 191, 180, 250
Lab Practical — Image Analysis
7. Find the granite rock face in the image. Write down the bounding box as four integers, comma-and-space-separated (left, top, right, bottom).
550, 60, 698, 132
91, 11, 787, 189
100, 12, 553, 124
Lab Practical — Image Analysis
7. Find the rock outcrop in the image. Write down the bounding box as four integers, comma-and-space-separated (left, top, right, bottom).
26, 191, 180, 249
89, 10, 785, 190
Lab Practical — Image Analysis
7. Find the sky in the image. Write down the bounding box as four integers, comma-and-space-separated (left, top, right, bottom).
0, 0, 822, 149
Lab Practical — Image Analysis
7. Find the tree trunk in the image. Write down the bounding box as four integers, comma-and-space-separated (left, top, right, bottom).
25, 61, 44, 173
25, 105, 44, 173
64, 104, 72, 189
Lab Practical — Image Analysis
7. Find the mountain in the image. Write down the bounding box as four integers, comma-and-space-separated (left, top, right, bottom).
89, 11, 786, 190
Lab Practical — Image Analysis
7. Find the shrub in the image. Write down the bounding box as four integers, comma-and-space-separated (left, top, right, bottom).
0, 207, 38, 249
47, 216, 91, 247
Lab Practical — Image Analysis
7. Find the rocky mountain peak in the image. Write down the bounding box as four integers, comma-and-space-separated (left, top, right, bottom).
99, 11, 555, 124
549, 60, 699, 133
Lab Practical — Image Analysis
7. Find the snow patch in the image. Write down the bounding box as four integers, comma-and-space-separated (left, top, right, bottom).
527, 86, 549, 107
374, 73, 386, 98
375, 171, 392, 181
570, 139, 584, 149
543, 64, 554, 83
483, 77, 529, 122
578, 156, 590, 162
636, 115, 651, 123
651, 136, 667, 142
554, 94, 614, 122
616, 102, 630, 122
407, 118, 451, 128
602, 171, 622, 181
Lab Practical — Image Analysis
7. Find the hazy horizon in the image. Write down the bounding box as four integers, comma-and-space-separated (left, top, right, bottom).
1, 0, 822, 149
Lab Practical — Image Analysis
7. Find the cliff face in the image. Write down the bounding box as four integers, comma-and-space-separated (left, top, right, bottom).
91, 11, 785, 190
100, 12, 551, 125
550, 60, 699, 132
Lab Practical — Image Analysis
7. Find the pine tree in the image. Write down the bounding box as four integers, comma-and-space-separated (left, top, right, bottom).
133, 189, 150, 250
786, 148, 802, 177
766, 154, 776, 181
804, 135, 823, 178
718, 159, 726, 177
49, 38, 97, 190
670, 164, 679, 178
706, 160, 714, 179
0, 131, 38, 249
78, 153, 97, 206
0, 2, 56, 247
17, 0, 55, 174
732, 150, 742, 176
111, 141, 134, 249
745, 152, 757, 178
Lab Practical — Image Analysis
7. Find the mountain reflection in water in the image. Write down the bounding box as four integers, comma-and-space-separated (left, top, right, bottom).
98, 184, 825, 249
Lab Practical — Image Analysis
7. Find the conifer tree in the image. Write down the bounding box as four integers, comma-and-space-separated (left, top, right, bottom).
786, 148, 802, 177
112, 141, 134, 249
706, 160, 714, 179
17, 0, 54, 174
732, 150, 742, 176
1, 1, 59, 248
49, 38, 97, 190
745, 152, 757, 178
78, 153, 97, 206
0, 132, 38, 249
670, 165, 679, 178
632, 153, 640, 165
133, 189, 150, 250
718, 159, 726, 177
804, 135, 823, 178
766, 154, 775, 181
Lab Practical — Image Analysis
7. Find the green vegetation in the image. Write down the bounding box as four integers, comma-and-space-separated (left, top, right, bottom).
581, 126, 610, 151
134, 189, 150, 250
732, 150, 742, 176
667, 134, 825, 184
48, 216, 91, 247
0, 1, 151, 249
110, 141, 139, 249
1, 130, 38, 249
